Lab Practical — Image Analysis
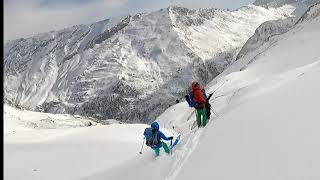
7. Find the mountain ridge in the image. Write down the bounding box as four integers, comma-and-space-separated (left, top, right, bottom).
4, 2, 308, 123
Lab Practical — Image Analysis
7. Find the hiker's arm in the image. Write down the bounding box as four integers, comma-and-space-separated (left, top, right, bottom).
207, 93, 213, 101
159, 131, 172, 141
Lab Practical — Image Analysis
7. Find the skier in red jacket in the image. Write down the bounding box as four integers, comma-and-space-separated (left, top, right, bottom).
192, 81, 208, 127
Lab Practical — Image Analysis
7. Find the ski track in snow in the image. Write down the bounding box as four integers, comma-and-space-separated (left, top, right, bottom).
165, 128, 204, 180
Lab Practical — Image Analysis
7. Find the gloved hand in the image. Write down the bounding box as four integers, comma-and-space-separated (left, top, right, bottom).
169, 136, 174, 140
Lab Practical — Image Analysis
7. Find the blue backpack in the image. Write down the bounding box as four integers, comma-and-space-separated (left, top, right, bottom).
185, 91, 197, 107
144, 128, 160, 148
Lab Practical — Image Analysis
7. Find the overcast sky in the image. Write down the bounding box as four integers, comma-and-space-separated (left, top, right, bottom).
4, 0, 255, 41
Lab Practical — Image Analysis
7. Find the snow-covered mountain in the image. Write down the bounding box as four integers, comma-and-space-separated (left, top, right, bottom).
254, 0, 319, 7
5, 0, 313, 123
4, 2, 320, 180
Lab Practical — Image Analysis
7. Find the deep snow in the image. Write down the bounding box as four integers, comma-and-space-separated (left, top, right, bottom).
4, 2, 320, 180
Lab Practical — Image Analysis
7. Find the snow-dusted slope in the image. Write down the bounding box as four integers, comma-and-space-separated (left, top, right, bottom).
104, 3, 320, 179
4, 111, 148, 180
236, 17, 296, 60
176, 3, 320, 180
83, 2, 320, 180
3, 105, 98, 133
170, 5, 294, 61
4, 3, 297, 123
254, 0, 319, 8
237, 0, 320, 60
254, 0, 320, 16
5, 3, 319, 180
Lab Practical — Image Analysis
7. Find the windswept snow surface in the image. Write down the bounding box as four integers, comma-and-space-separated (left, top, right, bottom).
4, 106, 149, 180
4, 3, 320, 180
176, 4, 320, 180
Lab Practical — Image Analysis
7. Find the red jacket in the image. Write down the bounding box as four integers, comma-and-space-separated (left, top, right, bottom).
192, 85, 206, 109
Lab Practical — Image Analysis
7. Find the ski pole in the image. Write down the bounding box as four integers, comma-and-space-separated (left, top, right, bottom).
139, 137, 145, 154
212, 108, 219, 117
206, 80, 227, 119
170, 126, 175, 155
210, 79, 228, 96
170, 139, 173, 155
172, 126, 175, 135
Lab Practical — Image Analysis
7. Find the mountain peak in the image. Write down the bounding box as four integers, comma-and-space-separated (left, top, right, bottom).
254, 0, 320, 7
3, 2, 299, 123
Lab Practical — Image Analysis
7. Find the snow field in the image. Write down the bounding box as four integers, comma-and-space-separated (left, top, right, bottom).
4, 2, 320, 180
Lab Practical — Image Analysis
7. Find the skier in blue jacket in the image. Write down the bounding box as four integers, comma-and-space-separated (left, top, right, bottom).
149, 121, 173, 156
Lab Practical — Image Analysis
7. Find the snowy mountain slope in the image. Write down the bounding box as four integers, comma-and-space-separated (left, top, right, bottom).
296, 1, 320, 22
254, 0, 320, 22
4, 105, 97, 133
254, 0, 320, 8
4, 4, 320, 179
237, 0, 320, 60
170, 5, 295, 61
210, 1, 320, 81
3, 105, 172, 180
4, 120, 149, 180
4, 3, 297, 123
236, 17, 296, 60
177, 63, 320, 180
175, 3, 320, 180
79, 3, 320, 180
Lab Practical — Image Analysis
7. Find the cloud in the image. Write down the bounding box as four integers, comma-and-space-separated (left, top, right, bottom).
4, 0, 254, 42
4, 0, 129, 41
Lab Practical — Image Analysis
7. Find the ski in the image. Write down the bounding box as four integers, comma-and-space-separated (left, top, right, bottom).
191, 121, 198, 130
172, 135, 181, 147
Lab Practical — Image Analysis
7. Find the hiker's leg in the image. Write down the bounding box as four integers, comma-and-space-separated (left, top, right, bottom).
196, 109, 202, 127
201, 108, 208, 127
162, 142, 170, 154
153, 147, 160, 156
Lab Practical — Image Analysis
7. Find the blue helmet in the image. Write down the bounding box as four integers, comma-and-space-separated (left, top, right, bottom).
151, 121, 159, 131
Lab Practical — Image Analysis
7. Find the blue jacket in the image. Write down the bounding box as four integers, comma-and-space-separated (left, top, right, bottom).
151, 122, 171, 148
152, 131, 170, 148
158, 131, 171, 141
